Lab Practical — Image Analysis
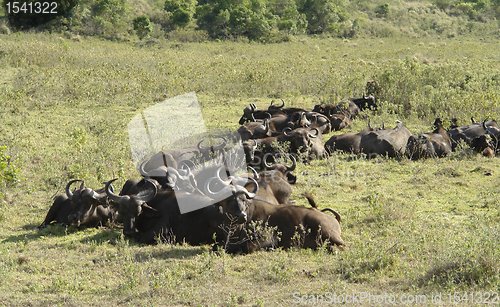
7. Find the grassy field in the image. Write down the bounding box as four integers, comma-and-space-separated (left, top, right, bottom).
1, 32, 500, 306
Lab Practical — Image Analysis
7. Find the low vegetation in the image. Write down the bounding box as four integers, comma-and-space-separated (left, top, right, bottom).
0, 30, 500, 305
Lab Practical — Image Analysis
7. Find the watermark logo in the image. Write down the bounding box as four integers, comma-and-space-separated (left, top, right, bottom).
128, 92, 247, 214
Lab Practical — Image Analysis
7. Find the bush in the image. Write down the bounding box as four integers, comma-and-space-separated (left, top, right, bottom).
133, 15, 153, 40
0, 146, 21, 197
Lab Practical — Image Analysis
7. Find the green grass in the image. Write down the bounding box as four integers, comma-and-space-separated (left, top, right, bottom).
1, 32, 500, 306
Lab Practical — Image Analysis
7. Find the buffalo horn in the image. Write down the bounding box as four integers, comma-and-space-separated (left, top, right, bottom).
308, 127, 320, 138
138, 161, 149, 177
178, 159, 196, 172
65, 179, 83, 200
105, 179, 124, 204
135, 179, 158, 203
286, 155, 297, 172
283, 127, 294, 137
247, 166, 259, 180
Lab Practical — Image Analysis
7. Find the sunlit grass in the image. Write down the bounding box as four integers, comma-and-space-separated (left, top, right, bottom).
0, 32, 500, 305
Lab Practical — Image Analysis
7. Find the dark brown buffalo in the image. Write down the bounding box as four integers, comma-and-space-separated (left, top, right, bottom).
252, 156, 297, 205
324, 121, 384, 155
108, 175, 258, 245
360, 120, 413, 158
227, 193, 344, 254
329, 113, 351, 131
305, 112, 332, 134
237, 118, 271, 141
238, 101, 306, 124
141, 137, 227, 172
39, 179, 116, 229
470, 135, 495, 157
406, 118, 452, 159
448, 119, 498, 150
313, 99, 361, 120
349, 95, 377, 112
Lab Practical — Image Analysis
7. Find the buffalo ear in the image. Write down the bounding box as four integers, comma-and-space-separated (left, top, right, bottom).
142, 205, 161, 218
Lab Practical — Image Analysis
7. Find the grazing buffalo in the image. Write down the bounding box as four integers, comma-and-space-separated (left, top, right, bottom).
227, 193, 344, 254
39, 179, 116, 229
406, 118, 452, 159
360, 120, 413, 158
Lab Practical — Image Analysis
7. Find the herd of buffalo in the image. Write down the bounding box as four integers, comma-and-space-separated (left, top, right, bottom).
38, 96, 499, 253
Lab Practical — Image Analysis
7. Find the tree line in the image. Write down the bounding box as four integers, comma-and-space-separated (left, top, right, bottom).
3, 0, 500, 40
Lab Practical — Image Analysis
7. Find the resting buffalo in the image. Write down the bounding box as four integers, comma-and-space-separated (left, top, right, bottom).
324, 121, 384, 155
39, 179, 116, 229
107, 173, 258, 245
253, 156, 297, 205
227, 193, 344, 254
238, 101, 306, 124
141, 137, 227, 172
305, 112, 332, 134
360, 120, 413, 158
448, 119, 498, 150
470, 135, 495, 157
406, 118, 452, 159
237, 119, 272, 141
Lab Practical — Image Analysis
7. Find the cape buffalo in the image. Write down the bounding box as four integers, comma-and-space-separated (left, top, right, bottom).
227, 193, 344, 254
39, 179, 116, 229
406, 118, 452, 159
360, 120, 413, 158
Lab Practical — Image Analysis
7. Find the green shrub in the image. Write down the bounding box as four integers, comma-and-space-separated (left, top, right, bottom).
133, 15, 153, 40
0, 146, 21, 196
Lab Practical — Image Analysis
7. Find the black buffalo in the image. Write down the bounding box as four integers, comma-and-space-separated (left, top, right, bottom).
39, 179, 116, 229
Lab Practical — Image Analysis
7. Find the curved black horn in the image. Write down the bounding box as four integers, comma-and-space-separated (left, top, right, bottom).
368, 119, 372, 130
213, 137, 227, 151
135, 179, 157, 203
283, 127, 294, 137
308, 127, 320, 138
65, 179, 83, 200
139, 161, 149, 177
105, 179, 123, 204
278, 99, 285, 108
286, 154, 297, 172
